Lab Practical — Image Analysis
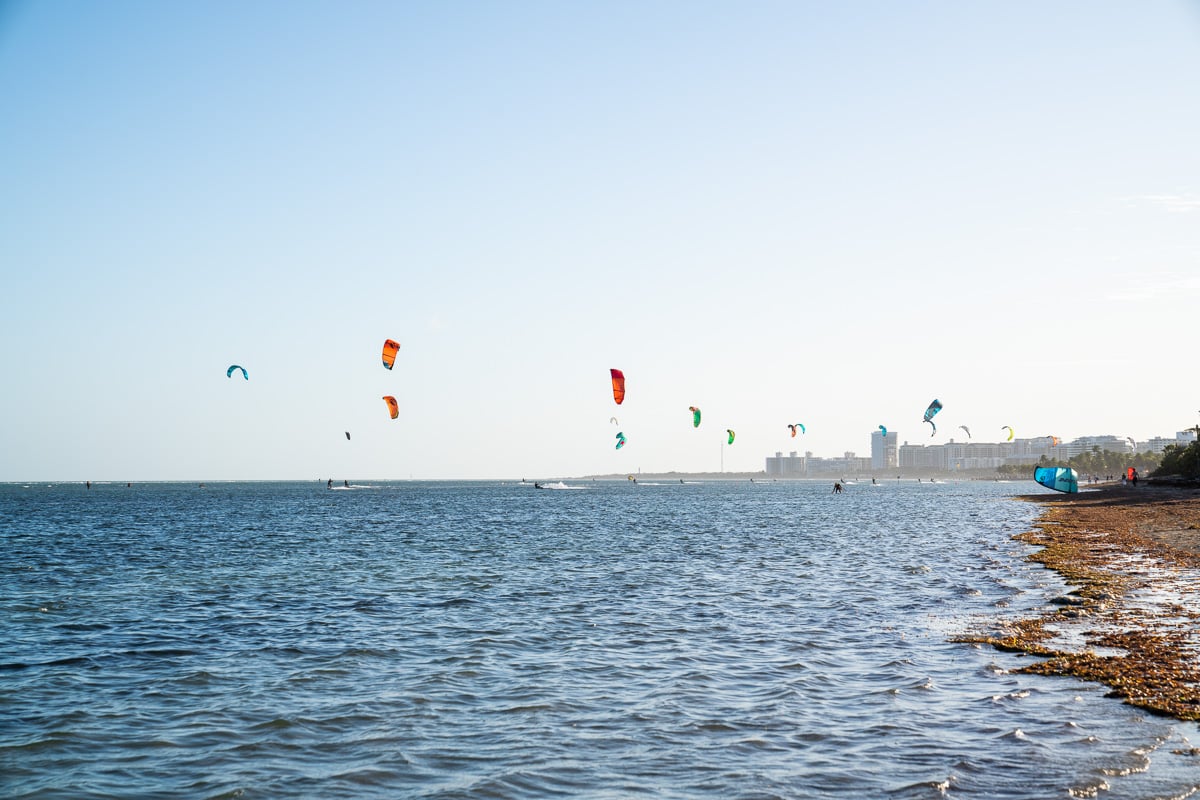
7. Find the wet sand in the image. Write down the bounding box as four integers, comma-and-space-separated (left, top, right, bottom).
962, 482, 1200, 721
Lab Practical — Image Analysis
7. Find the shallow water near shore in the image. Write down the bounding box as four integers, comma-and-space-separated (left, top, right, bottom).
3, 480, 1199, 799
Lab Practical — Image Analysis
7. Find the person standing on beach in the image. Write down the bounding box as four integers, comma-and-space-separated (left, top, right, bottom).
1131, 468, 1139, 487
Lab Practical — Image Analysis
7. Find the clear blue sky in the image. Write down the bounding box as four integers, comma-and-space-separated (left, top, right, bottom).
2, 1, 1199, 480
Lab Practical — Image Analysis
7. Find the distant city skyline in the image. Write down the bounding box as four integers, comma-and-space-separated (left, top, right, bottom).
766, 430, 1197, 476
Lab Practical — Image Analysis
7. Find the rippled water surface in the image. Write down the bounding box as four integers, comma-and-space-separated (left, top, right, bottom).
3, 480, 1199, 799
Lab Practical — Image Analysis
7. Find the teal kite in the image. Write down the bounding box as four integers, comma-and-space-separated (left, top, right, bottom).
226, 365, 248, 380
1033, 466, 1078, 494
615, 431, 627, 450
878, 424, 888, 438
922, 399, 942, 437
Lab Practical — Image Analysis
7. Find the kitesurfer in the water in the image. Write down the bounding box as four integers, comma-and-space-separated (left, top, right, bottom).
327, 478, 333, 489
833, 482, 843, 493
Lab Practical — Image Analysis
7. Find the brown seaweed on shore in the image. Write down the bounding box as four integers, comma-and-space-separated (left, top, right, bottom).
957, 485, 1200, 721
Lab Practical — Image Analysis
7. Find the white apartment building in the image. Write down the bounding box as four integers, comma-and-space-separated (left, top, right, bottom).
871, 430, 898, 470
765, 451, 807, 477
1139, 430, 1200, 453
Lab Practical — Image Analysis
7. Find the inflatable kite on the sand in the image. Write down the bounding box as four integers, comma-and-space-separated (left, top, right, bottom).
1034, 466, 1078, 494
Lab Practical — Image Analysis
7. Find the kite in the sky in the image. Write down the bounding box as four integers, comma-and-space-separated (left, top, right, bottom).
878, 424, 888, 438
1034, 466, 1078, 494
383, 396, 399, 419
610, 369, 625, 405
922, 399, 943, 437
615, 431, 627, 450
226, 365, 248, 380
382, 339, 400, 370
345, 432, 351, 441
726, 429, 736, 445
959, 425, 971, 439
690, 407, 701, 428
1002, 425, 1015, 442
1047, 435, 1061, 447
788, 423, 806, 437
610, 417, 619, 425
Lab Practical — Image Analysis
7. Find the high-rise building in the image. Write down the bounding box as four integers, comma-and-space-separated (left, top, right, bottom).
765, 451, 807, 476
871, 430, 897, 469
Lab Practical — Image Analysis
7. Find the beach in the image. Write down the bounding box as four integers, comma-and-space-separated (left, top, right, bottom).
965, 482, 1200, 723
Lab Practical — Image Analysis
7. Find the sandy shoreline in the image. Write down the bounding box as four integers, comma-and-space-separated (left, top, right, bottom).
961, 482, 1200, 721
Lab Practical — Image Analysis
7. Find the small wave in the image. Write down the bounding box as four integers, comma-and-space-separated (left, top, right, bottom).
498, 703, 557, 714
422, 597, 473, 608
888, 777, 951, 796
250, 717, 297, 731
1067, 780, 1110, 798
27, 655, 97, 669
692, 720, 739, 732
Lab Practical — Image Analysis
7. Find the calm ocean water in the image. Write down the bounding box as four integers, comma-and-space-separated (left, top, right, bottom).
2, 480, 1199, 799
